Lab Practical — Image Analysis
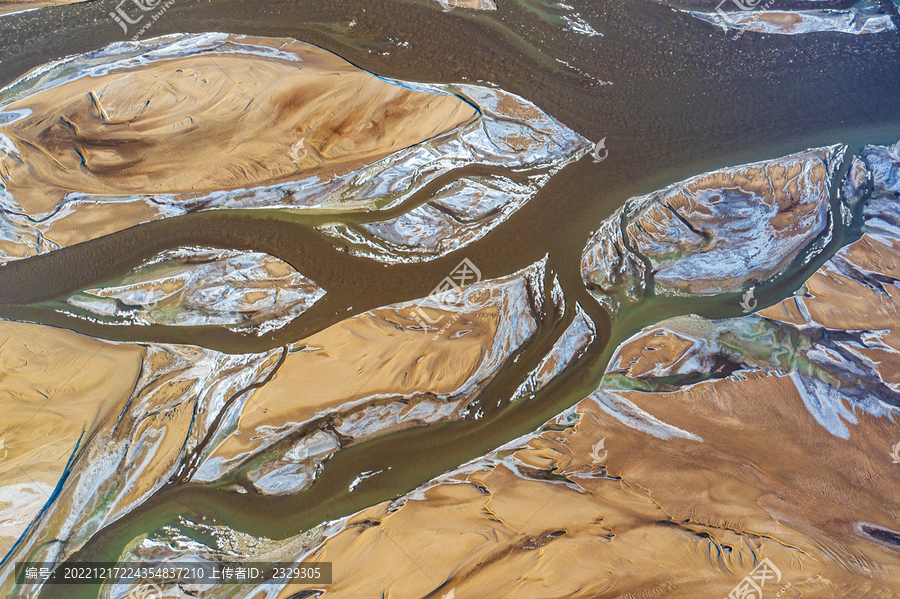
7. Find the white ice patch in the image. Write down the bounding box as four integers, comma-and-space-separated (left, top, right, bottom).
0, 481, 54, 543
588, 389, 704, 442
789, 371, 897, 439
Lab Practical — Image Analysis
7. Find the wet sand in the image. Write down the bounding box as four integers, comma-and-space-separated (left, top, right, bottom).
0, 0, 898, 597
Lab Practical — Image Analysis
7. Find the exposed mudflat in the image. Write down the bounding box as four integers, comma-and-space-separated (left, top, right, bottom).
581, 146, 840, 310
0, 2, 898, 599
62, 246, 326, 334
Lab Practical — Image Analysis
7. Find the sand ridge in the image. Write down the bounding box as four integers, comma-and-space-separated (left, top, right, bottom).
0, 36, 477, 214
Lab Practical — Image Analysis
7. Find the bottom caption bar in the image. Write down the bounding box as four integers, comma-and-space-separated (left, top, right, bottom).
15, 562, 332, 585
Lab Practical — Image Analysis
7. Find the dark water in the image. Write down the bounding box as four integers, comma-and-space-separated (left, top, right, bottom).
0, 0, 899, 597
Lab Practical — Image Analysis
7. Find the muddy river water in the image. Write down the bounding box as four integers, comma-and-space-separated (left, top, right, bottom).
0, 0, 899, 597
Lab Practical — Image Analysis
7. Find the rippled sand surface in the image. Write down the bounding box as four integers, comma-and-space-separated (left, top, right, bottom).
10, 145, 900, 599
0, 0, 86, 16
0, 33, 588, 264
192, 261, 547, 494
263, 381, 898, 598
1, 4, 899, 598
0, 321, 143, 556
0, 36, 474, 212
0, 34, 484, 261
248, 149, 900, 599
0, 259, 556, 596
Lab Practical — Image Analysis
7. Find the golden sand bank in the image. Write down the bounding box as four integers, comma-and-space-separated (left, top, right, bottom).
0, 0, 87, 17
0, 320, 143, 556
